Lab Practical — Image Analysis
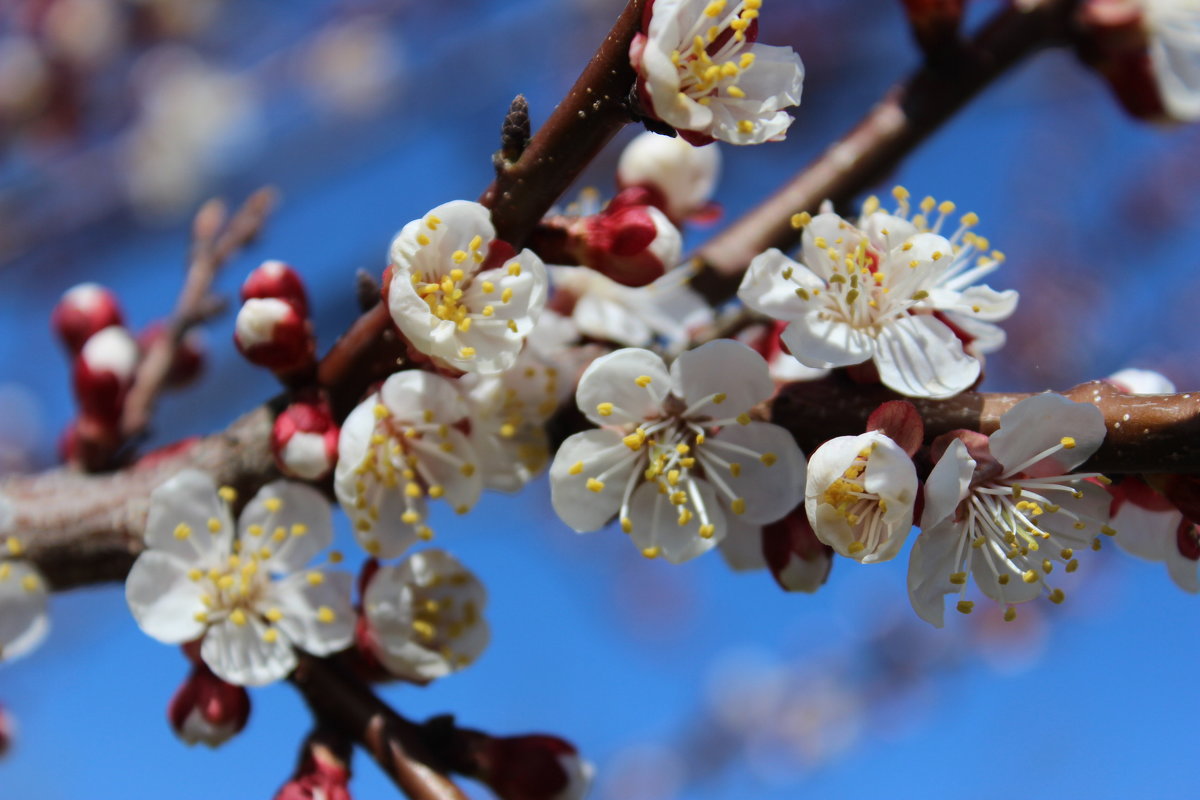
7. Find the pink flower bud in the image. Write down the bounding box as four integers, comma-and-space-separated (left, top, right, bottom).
474, 734, 594, 800
272, 397, 339, 481
138, 322, 206, 388
168, 663, 250, 748
763, 509, 832, 593
52, 282, 124, 354
72, 325, 139, 425
866, 400, 924, 457
569, 190, 681, 287
234, 297, 315, 374
617, 132, 721, 225
242, 260, 310, 317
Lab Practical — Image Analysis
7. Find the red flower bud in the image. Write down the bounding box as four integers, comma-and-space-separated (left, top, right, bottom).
168, 663, 251, 748
72, 326, 139, 425
474, 734, 593, 800
271, 397, 340, 481
762, 509, 832, 593
234, 297, 315, 374
51, 282, 124, 355
0, 704, 13, 760
242, 260, 310, 317
276, 735, 353, 800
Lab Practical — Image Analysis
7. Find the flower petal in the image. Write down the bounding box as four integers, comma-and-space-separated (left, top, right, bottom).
737, 249, 823, 322
872, 314, 980, 399
549, 430, 638, 532
144, 470, 234, 564
575, 348, 670, 426
269, 570, 355, 657
201, 616, 297, 687
704, 422, 805, 524
988, 393, 1106, 477
906, 521, 964, 628
921, 439, 975, 529
239, 481, 333, 574
0, 560, 48, 661
125, 551, 207, 644
628, 478, 725, 564
717, 517, 767, 572
779, 311, 874, 369
671, 339, 775, 417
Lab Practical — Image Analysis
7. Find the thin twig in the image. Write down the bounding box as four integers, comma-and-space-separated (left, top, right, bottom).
120, 188, 277, 442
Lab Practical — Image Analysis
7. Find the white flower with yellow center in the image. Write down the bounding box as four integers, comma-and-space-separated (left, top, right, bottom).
738, 188, 1017, 398
125, 471, 354, 687
335, 370, 482, 559
549, 340, 806, 563
387, 200, 548, 375
0, 495, 49, 662
805, 432, 917, 564
361, 549, 489, 682
633, 0, 805, 145
907, 394, 1113, 627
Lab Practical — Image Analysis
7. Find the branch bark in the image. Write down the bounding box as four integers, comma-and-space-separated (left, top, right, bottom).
689, 0, 1081, 305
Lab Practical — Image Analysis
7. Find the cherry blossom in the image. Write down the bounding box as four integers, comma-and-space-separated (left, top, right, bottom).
738, 188, 1017, 398
125, 471, 354, 686
387, 200, 548, 375
805, 432, 918, 564
335, 371, 482, 559
1143, 0, 1200, 120
359, 549, 489, 682
549, 340, 806, 563
0, 494, 49, 662
908, 394, 1113, 626
631, 0, 805, 145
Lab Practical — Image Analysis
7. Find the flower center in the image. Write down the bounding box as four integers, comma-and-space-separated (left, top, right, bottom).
820, 444, 890, 554
668, 1, 763, 133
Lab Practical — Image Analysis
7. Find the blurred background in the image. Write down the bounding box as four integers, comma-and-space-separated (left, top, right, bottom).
1, 0, 1199, 797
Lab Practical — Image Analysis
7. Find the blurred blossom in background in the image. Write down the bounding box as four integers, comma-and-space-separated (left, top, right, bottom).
1, 0, 1199, 798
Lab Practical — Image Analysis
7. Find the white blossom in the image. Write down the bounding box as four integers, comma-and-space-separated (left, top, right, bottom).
1112, 497, 1200, 593
1144, 0, 1200, 120
549, 340, 806, 563
361, 549, 489, 682
632, 0, 805, 145
738, 188, 1017, 398
805, 432, 917, 564
335, 370, 482, 558
1106, 367, 1176, 394
907, 394, 1113, 627
387, 200, 548, 375
125, 471, 354, 686
549, 263, 712, 351
0, 495, 48, 663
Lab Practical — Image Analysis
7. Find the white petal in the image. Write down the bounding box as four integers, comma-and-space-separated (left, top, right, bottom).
928, 285, 1018, 322
738, 249, 823, 321
718, 517, 767, 572
549, 430, 638, 532
704, 422, 805, 524
671, 339, 775, 417
575, 348, 670, 426
0, 560, 48, 660
1107, 368, 1176, 395
971, 543, 1042, 607
125, 551, 207, 644
1166, 544, 1200, 594
628, 478, 725, 564
872, 314, 980, 399
906, 521, 964, 628
413, 427, 483, 514
380, 371, 468, 425
989, 393, 1106, 477
780, 312, 875, 369
201, 616, 298, 687
144, 470, 234, 564
269, 570, 355, 657
799, 213, 857, 280
1112, 504, 1179, 562
238, 481, 333, 574
572, 293, 654, 347
921, 439, 975, 529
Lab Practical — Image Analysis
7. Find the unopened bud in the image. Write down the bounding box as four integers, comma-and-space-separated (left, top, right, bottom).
562, 190, 682, 287
52, 282, 124, 354
138, 322, 205, 388
450, 730, 593, 800
0, 704, 13, 760
762, 509, 832, 593
234, 297, 315, 374
73, 325, 139, 424
1105, 367, 1175, 395
276, 731, 353, 800
168, 663, 251, 748
272, 397, 339, 481
242, 260, 310, 317
616, 131, 721, 224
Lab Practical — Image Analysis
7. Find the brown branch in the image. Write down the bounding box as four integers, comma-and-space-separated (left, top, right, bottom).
481, 0, 646, 245
689, 0, 1081, 305
291, 656, 469, 800
120, 188, 277, 442
771, 378, 1200, 474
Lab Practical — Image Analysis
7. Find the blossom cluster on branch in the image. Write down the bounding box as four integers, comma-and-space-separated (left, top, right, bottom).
3, 0, 1200, 798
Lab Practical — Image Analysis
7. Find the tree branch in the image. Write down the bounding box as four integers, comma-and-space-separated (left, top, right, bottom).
689, 0, 1081, 305
291, 656, 469, 800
